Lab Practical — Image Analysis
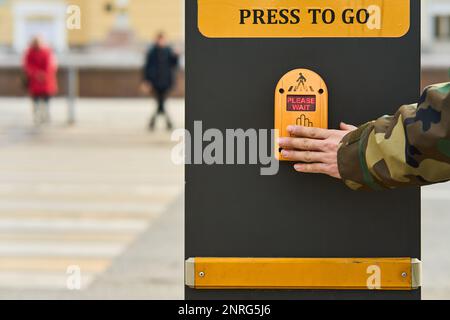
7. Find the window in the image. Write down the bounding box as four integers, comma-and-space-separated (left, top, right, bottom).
434, 15, 450, 41
13, 2, 67, 53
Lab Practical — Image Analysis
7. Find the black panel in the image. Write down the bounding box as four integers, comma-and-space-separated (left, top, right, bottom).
185, 0, 421, 300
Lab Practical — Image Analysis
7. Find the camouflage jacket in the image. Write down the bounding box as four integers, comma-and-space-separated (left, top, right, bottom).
338, 82, 450, 191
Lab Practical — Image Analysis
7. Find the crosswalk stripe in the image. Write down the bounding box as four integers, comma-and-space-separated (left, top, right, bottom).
0, 272, 95, 290
0, 172, 182, 183
0, 219, 149, 232
0, 258, 111, 272
0, 183, 181, 196
0, 212, 160, 221
0, 242, 126, 258
0, 194, 177, 203
0, 200, 166, 214
0, 233, 135, 242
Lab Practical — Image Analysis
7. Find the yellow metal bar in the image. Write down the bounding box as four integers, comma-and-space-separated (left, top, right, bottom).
185, 258, 422, 291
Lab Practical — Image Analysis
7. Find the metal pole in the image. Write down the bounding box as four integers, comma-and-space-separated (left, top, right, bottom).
67, 66, 78, 125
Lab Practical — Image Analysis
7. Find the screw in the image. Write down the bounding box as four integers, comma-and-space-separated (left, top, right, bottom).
401, 272, 408, 278
199, 271, 205, 277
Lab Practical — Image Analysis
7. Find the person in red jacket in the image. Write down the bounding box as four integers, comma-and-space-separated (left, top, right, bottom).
23, 36, 58, 125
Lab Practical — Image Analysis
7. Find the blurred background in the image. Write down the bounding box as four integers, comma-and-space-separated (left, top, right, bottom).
0, 0, 184, 299
0, 0, 448, 300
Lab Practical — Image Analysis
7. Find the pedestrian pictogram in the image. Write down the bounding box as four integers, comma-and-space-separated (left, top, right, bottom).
295, 73, 307, 92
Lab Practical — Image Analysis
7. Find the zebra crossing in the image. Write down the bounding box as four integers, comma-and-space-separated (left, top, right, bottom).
0, 98, 184, 292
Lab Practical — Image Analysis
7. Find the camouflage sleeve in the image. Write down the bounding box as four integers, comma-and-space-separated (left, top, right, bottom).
337, 82, 450, 191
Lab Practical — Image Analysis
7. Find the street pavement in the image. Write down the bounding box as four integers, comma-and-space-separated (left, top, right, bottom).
0, 97, 449, 299
0, 97, 184, 299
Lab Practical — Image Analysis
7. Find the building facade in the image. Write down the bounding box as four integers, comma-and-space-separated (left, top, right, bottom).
422, 0, 450, 87
0, 0, 184, 52
0, 0, 185, 97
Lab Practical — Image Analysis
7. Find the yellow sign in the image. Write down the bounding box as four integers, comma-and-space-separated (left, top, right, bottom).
198, 0, 410, 38
186, 257, 422, 290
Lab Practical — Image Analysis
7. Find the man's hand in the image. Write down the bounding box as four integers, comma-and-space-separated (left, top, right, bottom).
278, 123, 357, 179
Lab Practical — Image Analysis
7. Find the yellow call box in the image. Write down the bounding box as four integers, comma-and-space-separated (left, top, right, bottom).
274, 69, 328, 161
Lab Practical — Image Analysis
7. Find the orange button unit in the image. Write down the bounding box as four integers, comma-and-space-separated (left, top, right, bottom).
274, 69, 328, 161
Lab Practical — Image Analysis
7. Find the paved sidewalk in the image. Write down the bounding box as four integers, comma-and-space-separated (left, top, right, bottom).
422, 183, 450, 300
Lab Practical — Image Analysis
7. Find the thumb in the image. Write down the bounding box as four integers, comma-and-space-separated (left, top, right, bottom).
340, 122, 357, 131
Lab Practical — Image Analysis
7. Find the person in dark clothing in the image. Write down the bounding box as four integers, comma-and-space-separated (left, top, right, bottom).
142, 33, 179, 131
